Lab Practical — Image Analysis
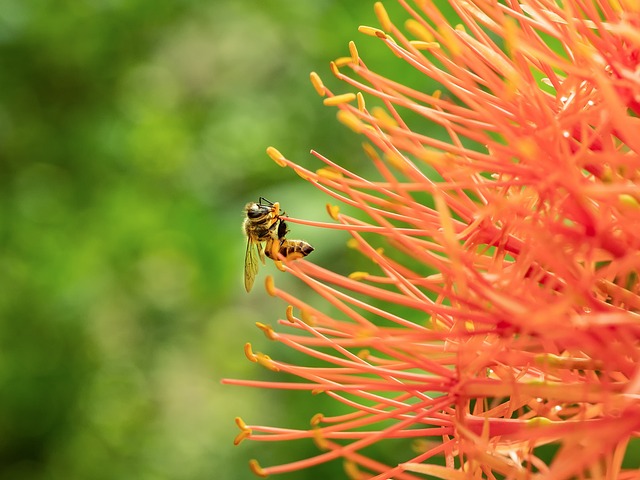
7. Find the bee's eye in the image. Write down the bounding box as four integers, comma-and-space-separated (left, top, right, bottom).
247, 204, 267, 219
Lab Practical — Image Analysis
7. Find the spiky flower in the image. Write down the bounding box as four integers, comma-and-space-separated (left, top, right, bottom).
224, 1, 640, 478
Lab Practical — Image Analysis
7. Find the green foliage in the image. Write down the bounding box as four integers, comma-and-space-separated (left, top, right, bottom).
0, 0, 371, 478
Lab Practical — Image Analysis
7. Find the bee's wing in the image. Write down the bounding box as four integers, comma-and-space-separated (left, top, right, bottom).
244, 238, 261, 292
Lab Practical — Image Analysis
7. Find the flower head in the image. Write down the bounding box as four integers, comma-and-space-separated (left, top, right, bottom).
224, 1, 640, 478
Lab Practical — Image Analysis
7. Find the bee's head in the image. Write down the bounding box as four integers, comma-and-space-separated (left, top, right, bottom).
245, 200, 279, 219
245, 202, 269, 219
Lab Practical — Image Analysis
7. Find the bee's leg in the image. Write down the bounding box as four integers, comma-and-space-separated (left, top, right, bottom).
276, 219, 289, 240
264, 237, 279, 260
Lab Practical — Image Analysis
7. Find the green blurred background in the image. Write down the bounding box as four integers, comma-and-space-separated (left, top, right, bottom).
0, 1, 390, 478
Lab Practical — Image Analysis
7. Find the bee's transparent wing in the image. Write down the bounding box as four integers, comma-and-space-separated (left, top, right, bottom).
244, 239, 262, 292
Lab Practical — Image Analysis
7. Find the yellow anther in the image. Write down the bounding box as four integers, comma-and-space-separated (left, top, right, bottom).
273, 259, 286, 271
411, 439, 438, 453
346, 238, 359, 249
255, 322, 276, 340
409, 40, 438, 50
439, 26, 462, 56
300, 308, 316, 325
293, 167, 312, 182
357, 349, 370, 359
310, 413, 324, 426
309, 71, 326, 97
329, 61, 340, 77
233, 429, 251, 446
317, 167, 343, 181
323, 93, 357, 106
348, 271, 369, 281
337, 110, 364, 133
358, 25, 387, 39
503, 17, 518, 58
244, 343, 258, 362
514, 137, 538, 159
432, 89, 442, 99
418, 148, 445, 167
405, 18, 434, 42
356, 92, 365, 111
526, 417, 552, 427
233, 418, 252, 445
371, 106, 397, 128
619, 194, 639, 208
311, 388, 325, 395
256, 352, 279, 372
374, 2, 392, 31
235, 417, 248, 430
348, 41, 359, 63
265, 275, 276, 296
326, 203, 340, 220
334, 56, 352, 67
362, 142, 380, 162
249, 459, 268, 478
385, 151, 407, 172
312, 426, 329, 450
375, 247, 384, 255
266, 146, 286, 167
285, 305, 295, 323
344, 460, 363, 480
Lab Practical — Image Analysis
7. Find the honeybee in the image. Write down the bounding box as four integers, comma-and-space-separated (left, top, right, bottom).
243, 197, 314, 292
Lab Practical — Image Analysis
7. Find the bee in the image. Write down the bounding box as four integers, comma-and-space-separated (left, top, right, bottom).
243, 197, 314, 292
265, 218, 314, 261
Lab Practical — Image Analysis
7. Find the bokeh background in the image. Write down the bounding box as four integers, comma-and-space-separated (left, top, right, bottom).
0, 1, 402, 478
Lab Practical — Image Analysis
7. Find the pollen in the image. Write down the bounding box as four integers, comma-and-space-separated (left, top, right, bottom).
418, 148, 446, 167
374, 2, 392, 32
371, 106, 397, 128
356, 92, 365, 111
336, 110, 364, 133
334, 56, 352, 67
316, 167, 343, 181
405, 18, 434, 43
309, 71, 325, 97
348, 40, 359, 64
357, 349, 370, 359
438, 26, 462, 57
346, 238, 359, 249
233, 417, 252, 445
244, 343, 257, 363
385, 151, 408, 172
311, 426, 329, 450
265, 275, 276, 296
255, 352, 279, 372
249, 459, 268, 478
514, 137, 539, 159
618, 194, 639, 208
323, 93, 357, 106
326, 203, 340, 220
285, 305, 295, 323
409, 40, 438, 50
344, 460, 364, 480
310, 413, 324, 426
300, 308, 316, 325
348, 271, 369, 281
255, 322, 276, 340
358, 25, 387, 39
293, 167, 312, 182
266, 146, 286, 167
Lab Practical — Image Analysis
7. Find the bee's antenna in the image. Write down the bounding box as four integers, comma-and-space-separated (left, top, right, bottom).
258, 197, 274, 206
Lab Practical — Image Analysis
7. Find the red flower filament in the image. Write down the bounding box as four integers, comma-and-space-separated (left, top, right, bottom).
224, 1, 640, 478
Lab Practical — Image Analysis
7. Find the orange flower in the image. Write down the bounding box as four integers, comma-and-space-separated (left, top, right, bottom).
224, 1, 640, 478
